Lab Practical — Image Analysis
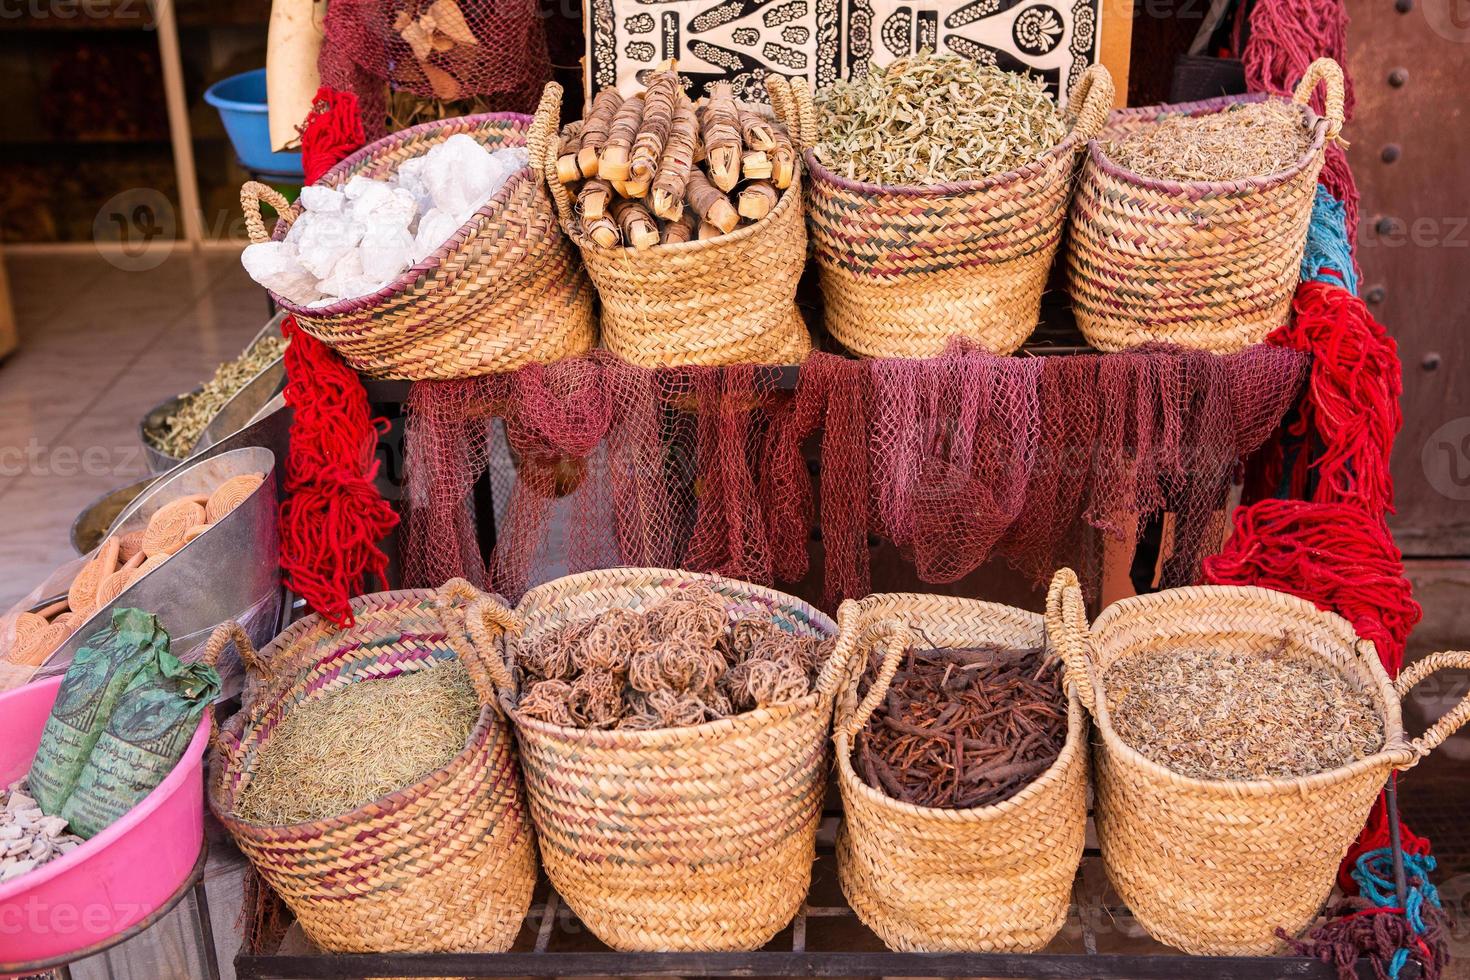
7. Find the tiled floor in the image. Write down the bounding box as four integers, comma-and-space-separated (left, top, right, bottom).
0, 250, 267, 609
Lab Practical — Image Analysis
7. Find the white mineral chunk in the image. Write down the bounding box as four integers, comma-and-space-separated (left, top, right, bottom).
1, 858, 36, 882
240, 241, 320, 305
298, 185, 344, 213
412, 208, 460, 262
421, 134, 499, 215
342, 175, 396, 215
4, 791, 32, 813
0, 824, 20, 841
316, 250, 364, 299
36, 816, 68, 838
359, 221, 416, 283
294, 212, 365, 280
28, 838, 49, 861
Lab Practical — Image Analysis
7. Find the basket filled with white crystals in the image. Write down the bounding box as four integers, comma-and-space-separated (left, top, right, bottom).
238, 103, 594, 380
1045, 568, 1470, 956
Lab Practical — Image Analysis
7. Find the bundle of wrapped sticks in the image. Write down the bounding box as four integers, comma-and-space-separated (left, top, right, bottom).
853, 644, 1066, 809
555, 60, 797, 248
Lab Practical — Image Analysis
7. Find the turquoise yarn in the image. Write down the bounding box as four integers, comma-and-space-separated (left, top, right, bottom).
1301, 185, 1360, 294
1353, 848, 1441, 978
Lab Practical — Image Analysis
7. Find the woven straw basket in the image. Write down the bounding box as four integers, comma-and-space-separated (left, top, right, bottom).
832, 594, 1089, 952
240, 106, 595, 380
1046, 568, 1470, 955
776, 67, 1114, 358
536, 82, 812, 368
206, 582, 537, 954
1067, 59, 1345, 353
468, 567, 841, 950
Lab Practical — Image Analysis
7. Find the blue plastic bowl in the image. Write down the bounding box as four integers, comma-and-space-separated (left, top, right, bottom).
204, 69, 305, 178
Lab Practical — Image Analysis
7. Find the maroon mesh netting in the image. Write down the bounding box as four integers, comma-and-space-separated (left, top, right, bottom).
320, 0, 552, 138
402, 345, 1308, 608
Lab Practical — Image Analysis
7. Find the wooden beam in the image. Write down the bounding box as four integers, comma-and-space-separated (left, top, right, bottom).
154, 0, 205, 246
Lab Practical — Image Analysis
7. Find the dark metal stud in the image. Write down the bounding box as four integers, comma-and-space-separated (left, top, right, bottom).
1381, 144, 1401, 163
1388, 68, 1408, 87
1366, 286, 1387, 304
1422, 352, 1441, 371
1395, 0, 1412, 13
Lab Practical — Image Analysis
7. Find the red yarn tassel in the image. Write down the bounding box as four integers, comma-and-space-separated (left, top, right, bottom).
300, 87, 366, 184
278, 316, 398, 626
275, 88, 397, 626
1267, 282, 1403, 517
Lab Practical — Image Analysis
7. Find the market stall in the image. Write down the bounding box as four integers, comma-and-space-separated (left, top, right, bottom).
0, 0, 1463, 977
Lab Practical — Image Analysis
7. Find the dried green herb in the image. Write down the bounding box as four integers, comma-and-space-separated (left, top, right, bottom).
813, 50, 1067, 185
1105, 641, 1383, 781
1106, 100, 1311, 181
145, 334, 287, 459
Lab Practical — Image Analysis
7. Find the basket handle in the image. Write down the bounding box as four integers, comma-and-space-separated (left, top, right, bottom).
1392, 651, 1470, 759
1291, 57, 1346, 142
768, 75, 816, 153
200, 621, 260, 764
814, 598, 867, 700
202, 619, 267, 676
1045, 568, 1096, 712
459, 594, 524, 704
833, 609, 914, 741
1066, 64, 1116, 143
240, 181, 295, 245
530, 81, 578, 231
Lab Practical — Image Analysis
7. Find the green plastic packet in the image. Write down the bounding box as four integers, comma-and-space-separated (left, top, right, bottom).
61, 645, 221, 839
26, 608, 170, 815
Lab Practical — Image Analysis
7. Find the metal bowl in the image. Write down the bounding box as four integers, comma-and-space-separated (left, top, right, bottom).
137, 314, 288, 474
39, 446, 283, 680
70, 477, 156, 556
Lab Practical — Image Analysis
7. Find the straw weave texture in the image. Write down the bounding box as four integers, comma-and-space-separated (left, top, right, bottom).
497, 568, 840, 951
1066, 59, 1344, 353
832, 594, 1088, 952
207, 584, 536, 954
241, 107, 595, 380
537, 83, 812, 368
781, 68, 1113, 358
1046, 568, 1470, 955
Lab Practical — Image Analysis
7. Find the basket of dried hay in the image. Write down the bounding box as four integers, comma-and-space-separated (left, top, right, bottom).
206, 581, 536, 954
469, 568, 841, 950
1046, 567, 1470, 955
1067, 58, 1345, 352
782, 53, 1114, 358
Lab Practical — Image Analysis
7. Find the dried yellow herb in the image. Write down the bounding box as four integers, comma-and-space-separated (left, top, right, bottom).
813, 50, 1067, 185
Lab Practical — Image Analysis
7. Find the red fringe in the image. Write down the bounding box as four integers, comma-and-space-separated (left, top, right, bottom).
276, 87, 397, 626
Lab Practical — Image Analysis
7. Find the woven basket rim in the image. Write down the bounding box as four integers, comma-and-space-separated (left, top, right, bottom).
265, 113, 536, 316
1084, 583, 1416, 796
1086, 94, 1330, 196
213, 586, 502, 832
514, 566, 836, 632
566, 173, 801, 257
803, 126, 1083, 197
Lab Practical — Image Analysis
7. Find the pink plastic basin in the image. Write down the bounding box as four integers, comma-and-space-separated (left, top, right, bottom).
0, 676, 210, 972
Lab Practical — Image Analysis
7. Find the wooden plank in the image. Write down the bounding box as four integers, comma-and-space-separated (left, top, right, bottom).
1347, 0, 1470, 555
0, 245, 18, 361
154, 0, 205, 246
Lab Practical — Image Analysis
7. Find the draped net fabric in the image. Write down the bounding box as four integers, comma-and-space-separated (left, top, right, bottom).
403, 344, 1309, 608
319, 0, 552, 139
